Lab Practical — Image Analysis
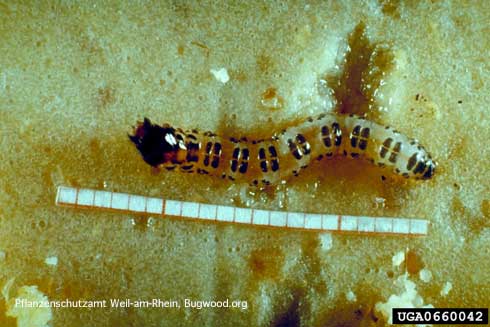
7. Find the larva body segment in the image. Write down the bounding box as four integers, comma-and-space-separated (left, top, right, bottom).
129, 113, 436, 185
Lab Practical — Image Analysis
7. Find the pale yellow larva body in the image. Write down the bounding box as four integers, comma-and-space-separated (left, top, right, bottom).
129, 113, 436, 185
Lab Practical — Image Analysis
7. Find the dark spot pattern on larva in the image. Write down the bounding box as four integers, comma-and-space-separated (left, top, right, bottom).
260, 160, 268, 172
231, 147, 240, 172
332, 122, 342, 146
296, 134, 311, 155
271, 159, 279, 172
230, 161, 238, 172
383, 138, 393, 148
351, 125, 361, 147
186, 141, 199, 162
380, 138, 392, 159
238, 162, 248, 173
422, 162, 435, 179
269, 145, 277, 157
214, 143, 221, 154
269, 146, 280, 172
388, 142, 402, 163
321, 125, 332, 148
359, 127, 370, 150
232, 148, 240, 159
238, 148, 249, 174
413, 161, 426, 175
288, 139, 303, 160
379, 147, 388, 159
407, 153, 418, 171
350, 125, 370, 150
210, 143, 222, 168
259, 149, 267, 169
130, 113, 436, 184
258, 148, 266, 160
181, 164, 193, 171
205, 142, 212, 153
203, 142, 213, 166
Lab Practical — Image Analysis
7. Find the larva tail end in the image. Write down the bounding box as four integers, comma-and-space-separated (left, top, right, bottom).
129, 118, 178, 167
422, 159, 437, 180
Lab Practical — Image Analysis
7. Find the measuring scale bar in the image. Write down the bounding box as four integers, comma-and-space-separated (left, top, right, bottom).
55, 186, 429, 236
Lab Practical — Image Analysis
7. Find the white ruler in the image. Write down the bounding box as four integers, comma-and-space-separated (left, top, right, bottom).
55, 186, 429, 236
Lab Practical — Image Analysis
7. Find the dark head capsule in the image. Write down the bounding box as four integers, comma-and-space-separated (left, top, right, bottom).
129, 118, 180, 166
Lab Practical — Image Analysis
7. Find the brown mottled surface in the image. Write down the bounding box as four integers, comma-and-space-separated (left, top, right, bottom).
1, 1, 489, 326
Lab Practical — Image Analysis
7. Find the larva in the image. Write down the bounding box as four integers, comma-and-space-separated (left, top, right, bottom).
129, 113, 436, 185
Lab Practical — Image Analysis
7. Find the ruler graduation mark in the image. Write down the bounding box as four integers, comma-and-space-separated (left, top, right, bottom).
55, 186, 429, 236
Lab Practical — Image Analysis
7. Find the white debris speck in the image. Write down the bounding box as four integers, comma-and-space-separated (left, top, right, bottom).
319, 233, 333, 251
260, 91, 283, 109
375, 273, 433, 325
346, 290, 357, 302
147, 217, 156, 228
392, 251, 405, 267
419, 268, 432, 283
440, 281, 452, 297
210, 68, 229, 84
0, 250, 5, 261
374, 196, 386, 208
6, 285, 53, 327
44, 256, 58, 266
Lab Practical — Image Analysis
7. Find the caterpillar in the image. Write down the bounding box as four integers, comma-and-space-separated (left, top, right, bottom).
129, 113, 436, 186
